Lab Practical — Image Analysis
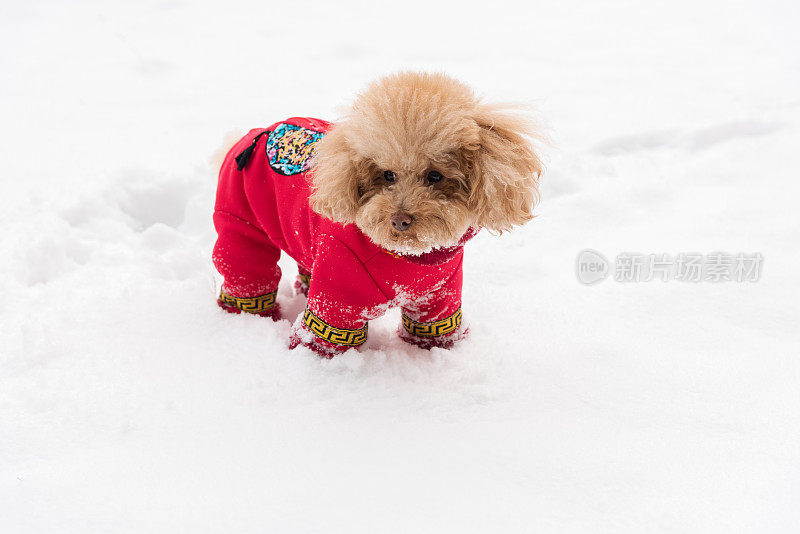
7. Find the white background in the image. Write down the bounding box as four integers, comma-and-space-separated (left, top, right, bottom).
1, 0, 799, 532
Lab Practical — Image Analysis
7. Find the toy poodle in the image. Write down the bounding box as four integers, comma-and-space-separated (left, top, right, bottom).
212, 71, 543, 356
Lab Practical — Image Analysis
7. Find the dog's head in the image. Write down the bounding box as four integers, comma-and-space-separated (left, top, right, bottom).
309, 71, 544, 255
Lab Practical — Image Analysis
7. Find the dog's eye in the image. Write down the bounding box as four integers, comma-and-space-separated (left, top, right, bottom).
426, 170, 443, 183
383, 170, 396, 183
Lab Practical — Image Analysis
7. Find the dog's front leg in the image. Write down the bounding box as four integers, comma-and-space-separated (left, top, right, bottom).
288, 235, 386, 357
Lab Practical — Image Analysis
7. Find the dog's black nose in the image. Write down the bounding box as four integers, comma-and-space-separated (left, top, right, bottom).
391, 213, 412, 232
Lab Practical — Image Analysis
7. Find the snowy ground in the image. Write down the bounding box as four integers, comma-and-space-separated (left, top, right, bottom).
2, 0, 799, 532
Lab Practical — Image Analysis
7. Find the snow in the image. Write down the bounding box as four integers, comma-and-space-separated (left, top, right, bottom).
2, 0, 799, 531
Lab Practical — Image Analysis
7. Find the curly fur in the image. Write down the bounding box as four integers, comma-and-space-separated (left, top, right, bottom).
310, 71, 544, 254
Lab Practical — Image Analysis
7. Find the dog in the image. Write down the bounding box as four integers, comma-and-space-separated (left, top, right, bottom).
212, 71, 543, 356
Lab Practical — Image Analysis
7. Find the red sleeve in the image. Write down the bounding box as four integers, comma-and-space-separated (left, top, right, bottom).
290, 234, 388, 357
399, 257, 467, 349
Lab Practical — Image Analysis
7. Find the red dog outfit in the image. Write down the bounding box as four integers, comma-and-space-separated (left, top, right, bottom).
213, 117, 476, 356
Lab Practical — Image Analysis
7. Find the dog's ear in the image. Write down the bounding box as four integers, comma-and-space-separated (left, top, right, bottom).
466, 105, 544, 232
309, 124, 365, 224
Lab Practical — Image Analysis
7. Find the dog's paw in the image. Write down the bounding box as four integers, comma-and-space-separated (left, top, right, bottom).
398, 325, 468, 350
288, 331, 345, 358
288, 316, 357, 358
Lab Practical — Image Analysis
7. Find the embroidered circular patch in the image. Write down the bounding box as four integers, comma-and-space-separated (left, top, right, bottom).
266, 123, 325, 175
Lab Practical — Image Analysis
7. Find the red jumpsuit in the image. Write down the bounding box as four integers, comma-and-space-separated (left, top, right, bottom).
213, 117, 474, 356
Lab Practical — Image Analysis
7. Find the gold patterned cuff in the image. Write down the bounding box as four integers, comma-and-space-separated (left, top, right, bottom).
297, 272, 311, 286
402, 308, 462, 338
219, 290, 277, 313
302, 308, 367, 347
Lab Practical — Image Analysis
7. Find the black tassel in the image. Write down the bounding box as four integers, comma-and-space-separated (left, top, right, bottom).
234, 144, 256, 170
234, 131, 269, 171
